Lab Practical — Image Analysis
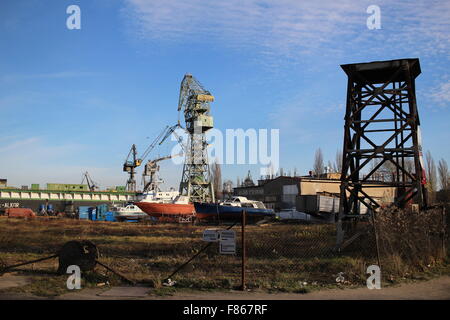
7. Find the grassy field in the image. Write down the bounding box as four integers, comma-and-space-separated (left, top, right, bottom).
0, 216, 448, 297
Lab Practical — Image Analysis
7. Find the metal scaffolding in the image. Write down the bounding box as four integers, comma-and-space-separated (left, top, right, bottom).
177, 74, 215, 203
337, 59, 428, 238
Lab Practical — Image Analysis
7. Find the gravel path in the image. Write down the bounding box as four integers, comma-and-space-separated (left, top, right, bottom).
1, 275, 449, 300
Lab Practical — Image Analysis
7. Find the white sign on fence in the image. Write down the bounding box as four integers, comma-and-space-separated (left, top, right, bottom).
219, 230, 236, 242
202, 229, 220, 242
220, 240, 236, 255
219, 230, 236, 255
202, 229, 236, 254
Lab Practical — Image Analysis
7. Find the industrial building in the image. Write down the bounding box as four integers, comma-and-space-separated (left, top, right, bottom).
233, 174, 396, 214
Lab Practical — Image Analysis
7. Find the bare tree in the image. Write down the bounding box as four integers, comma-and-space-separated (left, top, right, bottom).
438, 158, 449, 191
368, 157, 397, 182
335, 150, 343, 173
404, 159, 415, 178
425, 150, 437, 202
222, 180, 233, 200
369, 158, 382, 181
327, 160, 333, 173
380, 160, 396, 182
264, 161, 275, 179
313, 148, 324, 177
210, 161, 222, 200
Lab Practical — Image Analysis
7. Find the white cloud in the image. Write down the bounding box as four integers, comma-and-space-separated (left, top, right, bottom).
124, 0, 361, 53
122, 0, 450, 62
0, 137, 40, 152
429, 80, 450, 107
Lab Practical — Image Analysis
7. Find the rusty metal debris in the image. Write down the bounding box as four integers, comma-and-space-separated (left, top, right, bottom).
0, 240, 135, 285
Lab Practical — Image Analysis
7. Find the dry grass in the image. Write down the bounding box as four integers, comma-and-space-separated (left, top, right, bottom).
0, 215, 448, 296
373, 207, 448, 279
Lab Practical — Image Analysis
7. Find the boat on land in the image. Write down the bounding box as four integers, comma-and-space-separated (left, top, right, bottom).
136, 190, 180, 203
194, 196, 275, 221
110, 203, 147, 221
275, 208, 335, 224
135, 195, 195, 220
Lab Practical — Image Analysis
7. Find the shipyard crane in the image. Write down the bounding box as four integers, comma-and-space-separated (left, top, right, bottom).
142, 152, 182, 193
123, 144, 139, 192
159, 123, 187, 153
177, 74, 215, 203
123, 126, 171, 192
81, 171, 99, 191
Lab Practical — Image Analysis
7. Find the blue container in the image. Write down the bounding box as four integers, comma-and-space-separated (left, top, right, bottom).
88, 207, 97, 221
38, 204, 46, 212
105, 211, 116, 222
79, 212, 89, 220
78, 206, 90, 214
96, 204, 108, 221
78, 206, 91, 220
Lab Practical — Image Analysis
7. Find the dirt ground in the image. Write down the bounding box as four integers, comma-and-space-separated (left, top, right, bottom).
0, 274, 449, 300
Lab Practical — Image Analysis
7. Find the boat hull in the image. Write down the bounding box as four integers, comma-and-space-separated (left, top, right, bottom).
194, 202, 275, 221
135, 202, 195, 217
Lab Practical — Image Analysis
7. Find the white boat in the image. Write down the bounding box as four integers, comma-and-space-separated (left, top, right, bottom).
220, 196, 267, 209
276, 208, 312, 222
275, 208, 333, 224
138, 190, 180, 203
194, 196, 274, 221
110, 203, 147, 221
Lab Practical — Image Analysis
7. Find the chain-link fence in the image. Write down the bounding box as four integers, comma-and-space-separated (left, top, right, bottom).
160, 206, 447, 291
242, 221, 379, 291
0, 206, 447, 294
145, 218, 380, 291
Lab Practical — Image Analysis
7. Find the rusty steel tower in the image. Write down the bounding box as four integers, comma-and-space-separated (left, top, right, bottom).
337, 59, 428, 245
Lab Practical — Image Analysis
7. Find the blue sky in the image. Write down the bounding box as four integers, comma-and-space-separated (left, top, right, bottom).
1, 0, 449, 190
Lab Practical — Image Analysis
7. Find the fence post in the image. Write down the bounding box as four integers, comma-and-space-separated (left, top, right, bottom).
442, 206, 447, 258
372, 210, 382, 270
241, 210, 246, 291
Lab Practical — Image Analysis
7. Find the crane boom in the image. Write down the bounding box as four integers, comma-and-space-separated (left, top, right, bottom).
81, 171, 99, 191
177, 74, 213, 112
123, 126, 174, 192
159, 124, 187, 154
142, 152, 182, 193
123, 144, 138, 192
140, 125, 170, 162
